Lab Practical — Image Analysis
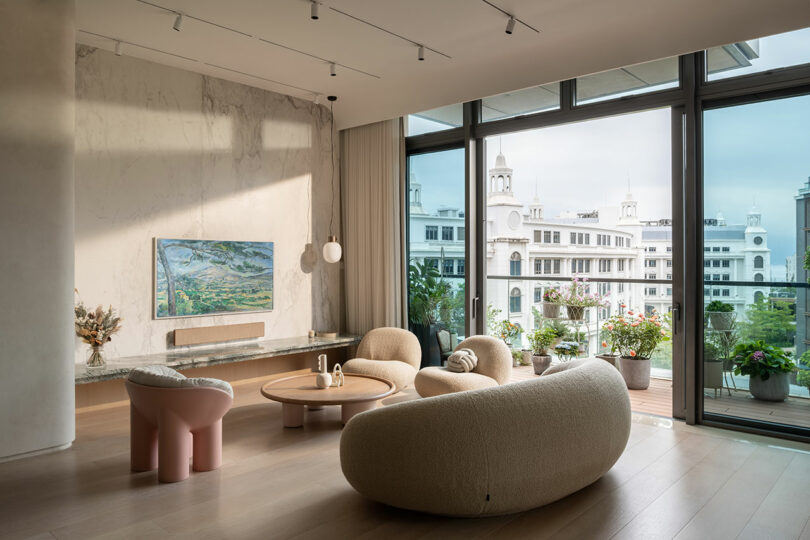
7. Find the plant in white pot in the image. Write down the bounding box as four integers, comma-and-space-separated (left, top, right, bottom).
703, 337, 723, 395
602, 309, 670, 390
557, 275, 606, 321
705, 300, 735, 331
527, 326, 556, 375
732, 340, 795, 402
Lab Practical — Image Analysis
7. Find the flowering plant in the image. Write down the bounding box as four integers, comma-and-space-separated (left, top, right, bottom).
495, 319, 522, 346
601, 309, 670, 359
733, 340, 794, 380
542, 288, 561, 303
554, 276, 607, 308
75, 302, 122, 347
554, 341, 579, 362
527, 326, 557, 355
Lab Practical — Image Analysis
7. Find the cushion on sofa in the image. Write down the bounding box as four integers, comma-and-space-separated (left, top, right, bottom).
128, 365, 233, 397
414, 367, 498, 398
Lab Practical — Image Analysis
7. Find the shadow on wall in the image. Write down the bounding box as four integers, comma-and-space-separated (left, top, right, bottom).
73, 46, 342, 352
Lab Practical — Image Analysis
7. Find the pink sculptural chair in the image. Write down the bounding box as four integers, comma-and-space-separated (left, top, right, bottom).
125, 366, 234, 483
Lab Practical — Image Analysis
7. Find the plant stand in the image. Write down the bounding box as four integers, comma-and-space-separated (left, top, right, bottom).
705, 323, 737, 398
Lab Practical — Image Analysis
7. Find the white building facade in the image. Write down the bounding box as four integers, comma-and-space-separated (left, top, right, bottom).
409, 151, 770, 350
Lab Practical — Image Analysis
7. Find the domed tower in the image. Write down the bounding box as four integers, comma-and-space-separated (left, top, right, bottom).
744, 203, 769, 301
528, 181, 544, 221
409, 171, 426, 215
619, 192, 639, 223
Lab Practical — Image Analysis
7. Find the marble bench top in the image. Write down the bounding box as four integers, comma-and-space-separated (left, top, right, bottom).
75, 335, 362, 384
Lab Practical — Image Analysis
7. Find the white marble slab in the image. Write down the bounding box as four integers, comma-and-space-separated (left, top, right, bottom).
75, 335, 360, 384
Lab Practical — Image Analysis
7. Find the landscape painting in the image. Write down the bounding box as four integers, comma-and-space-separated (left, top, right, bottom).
154, 239, 274, 319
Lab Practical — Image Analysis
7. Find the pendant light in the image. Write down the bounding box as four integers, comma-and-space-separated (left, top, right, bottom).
323, 96, 342, 264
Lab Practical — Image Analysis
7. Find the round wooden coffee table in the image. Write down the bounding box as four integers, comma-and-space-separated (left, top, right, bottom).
260, 373, 395, 427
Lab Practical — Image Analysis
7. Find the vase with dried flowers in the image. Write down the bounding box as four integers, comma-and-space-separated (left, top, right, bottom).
75, 302, 122, 368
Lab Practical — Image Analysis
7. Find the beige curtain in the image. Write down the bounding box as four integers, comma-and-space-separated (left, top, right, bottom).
340, 119, 406, 334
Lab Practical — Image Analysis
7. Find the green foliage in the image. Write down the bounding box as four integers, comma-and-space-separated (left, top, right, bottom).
487, 304, 503, 336
437, 282, 465, 336
527, 326, 556, 355
804, 247, 810, 281
738, 298, 795, 348
494, 319, 522, 345
703, 337, 722, 362
408, 261, 451, 326
797, 369, 810, 390
544, 319, 569, 339
733, 340, 795, 380
602, 310, 670, 359
705, 300, 733, 313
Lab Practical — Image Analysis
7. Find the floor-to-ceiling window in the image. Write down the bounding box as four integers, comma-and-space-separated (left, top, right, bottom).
404, 24, 810, 441
483, 109, 675, 392
701, 94, 810, 435
407, 148, 466, 367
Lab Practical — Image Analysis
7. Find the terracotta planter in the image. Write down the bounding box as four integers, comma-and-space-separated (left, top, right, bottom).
566, 305, 585, 321
618, 356, 651, 390
542, 303, 561, 319
749, 372, 790, 402
596, 354, 618, 368
708, 311, 735, 331
532, 355, 552, 375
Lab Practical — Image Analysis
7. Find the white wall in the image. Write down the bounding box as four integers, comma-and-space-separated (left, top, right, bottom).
0, 0, 76, 459
74, 47, 341, 361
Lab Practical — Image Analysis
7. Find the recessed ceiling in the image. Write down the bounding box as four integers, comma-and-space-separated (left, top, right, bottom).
76, 0, 810, 130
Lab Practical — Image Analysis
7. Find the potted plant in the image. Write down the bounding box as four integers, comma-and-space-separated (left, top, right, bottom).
569, 329, 587, 354
705, 300, 735, 331
733, 340, 795, 402
597, 337, 618, 367
554, 341, 579, 362
703, 338, 723, 394
408, 261, 451, 367
602, 309, 670, 390
542, 288, 561, 319
527, 326, 556, 374
544, 319, 568, 347
557, 275, 606, 321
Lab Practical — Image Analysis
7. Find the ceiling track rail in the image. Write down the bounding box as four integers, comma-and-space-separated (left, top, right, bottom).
480, 0, 541, 34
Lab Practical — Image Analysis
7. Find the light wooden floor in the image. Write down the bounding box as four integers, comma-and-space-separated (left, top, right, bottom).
2, 372, 810, 539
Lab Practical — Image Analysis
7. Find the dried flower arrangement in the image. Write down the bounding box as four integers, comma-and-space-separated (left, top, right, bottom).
75, 302, 122, 348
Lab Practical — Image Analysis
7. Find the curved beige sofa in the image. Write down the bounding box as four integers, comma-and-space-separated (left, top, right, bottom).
340, 359, 631, 517
342, 327, 421, 391
414, 335, 511, 397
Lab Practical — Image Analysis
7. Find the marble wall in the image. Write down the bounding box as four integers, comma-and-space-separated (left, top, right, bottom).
74, 46, 341, 362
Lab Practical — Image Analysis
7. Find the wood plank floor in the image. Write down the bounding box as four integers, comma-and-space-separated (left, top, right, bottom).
705, 388, 810, 429
1, 371, 810, 539
512, 365, 674, 418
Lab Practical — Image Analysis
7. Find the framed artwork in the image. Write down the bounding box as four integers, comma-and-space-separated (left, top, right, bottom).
154, 238, 274, 319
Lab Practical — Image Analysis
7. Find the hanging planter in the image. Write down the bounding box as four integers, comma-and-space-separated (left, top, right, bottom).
566, 305, 585, 321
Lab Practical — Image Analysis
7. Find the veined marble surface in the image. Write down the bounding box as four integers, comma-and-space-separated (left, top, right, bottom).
75, 335, 361, 384
74, 46, 341, 363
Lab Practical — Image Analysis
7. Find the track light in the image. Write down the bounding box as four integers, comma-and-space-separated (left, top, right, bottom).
173, 12, 183, 32
505, 16, 516, 35
310, 1, 320, 20
114, 40, 122, 56
418, 45, 425, 61
330, 62, 336, 76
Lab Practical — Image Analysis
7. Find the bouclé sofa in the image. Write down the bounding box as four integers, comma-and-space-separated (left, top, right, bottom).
340, 359, 631, 517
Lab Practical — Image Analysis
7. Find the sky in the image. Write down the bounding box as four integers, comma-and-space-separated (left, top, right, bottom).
408, 27, 810, 281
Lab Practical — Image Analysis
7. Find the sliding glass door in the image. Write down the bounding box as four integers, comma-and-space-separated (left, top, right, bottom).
406, 148, 467, 367
701, 93, 810, 436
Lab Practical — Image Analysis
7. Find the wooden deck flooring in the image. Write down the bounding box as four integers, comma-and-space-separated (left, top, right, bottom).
512, 365, 810, 428
511, 365, 674, 418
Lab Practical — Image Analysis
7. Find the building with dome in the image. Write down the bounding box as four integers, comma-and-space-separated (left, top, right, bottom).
409, 150, 770, 352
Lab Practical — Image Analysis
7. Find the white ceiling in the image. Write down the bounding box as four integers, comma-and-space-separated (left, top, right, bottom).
76, 0, 810, 130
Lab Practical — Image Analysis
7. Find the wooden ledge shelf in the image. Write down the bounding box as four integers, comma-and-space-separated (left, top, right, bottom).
75, 335, 362, 385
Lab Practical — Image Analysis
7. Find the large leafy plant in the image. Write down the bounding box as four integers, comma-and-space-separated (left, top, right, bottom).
733, 340, 795, 380
705, 300, 733, 313
527, 326, 556, 355
408, 261, 450, 326
601, 309, 670, 359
